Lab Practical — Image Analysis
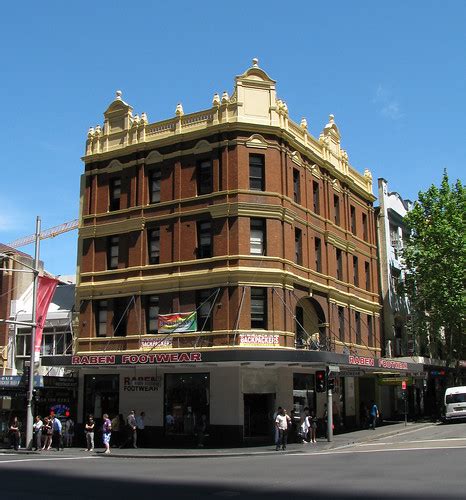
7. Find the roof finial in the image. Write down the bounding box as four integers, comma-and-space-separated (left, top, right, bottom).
116, 90, 122, 100
252, 57, 259, 67
329, 114, 335, 123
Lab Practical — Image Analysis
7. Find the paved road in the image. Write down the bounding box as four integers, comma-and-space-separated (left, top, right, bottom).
1, 422, 465, 499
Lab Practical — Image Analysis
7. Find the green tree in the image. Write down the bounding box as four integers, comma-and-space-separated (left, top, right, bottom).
402, 171, 465, 366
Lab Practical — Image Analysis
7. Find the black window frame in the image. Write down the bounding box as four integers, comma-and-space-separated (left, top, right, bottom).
109, 177, 121, 211
107, 236, 119, 270
355, 311, 361, 344
338, 306, 345, 341
197, 289, 213, 332
251, 287, 267, 329
350, 205, 356, 235
365, 261, 371, 291
295, 227, 302, 265
362, 213, 368, 241
336, 248, 343, 281
113, 298, 128, 337
146, 295, 159, 334
149, 169, 161, 204
367, 315, 373, 347
250, 218, 266, 256
148, 227, 160, 265
95, 300, 108, 337
334, 195, 340, 225
197, 159, 213, 195
197, 220, 212, 259
353, 255, 359, 287
249, 154, 265, 191
312, 181, 320, 214
315, 237, 322, 273
293, 168, 300, 203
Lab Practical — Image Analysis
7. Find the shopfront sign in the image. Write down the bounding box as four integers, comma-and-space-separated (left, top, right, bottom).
140, 337, 173, 349
0, 375, 44, 388
378, 377, 413, 386
71, 352, 202, 366
239, 334, 279, 347
348, 356, 408, 371
158, 311, 197, 333
123, 376, 162, 392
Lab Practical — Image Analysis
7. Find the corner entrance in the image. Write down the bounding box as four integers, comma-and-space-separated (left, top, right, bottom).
244, 393, 275, 439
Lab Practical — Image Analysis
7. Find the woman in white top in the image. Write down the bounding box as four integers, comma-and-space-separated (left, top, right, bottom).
32, 415, 43, 451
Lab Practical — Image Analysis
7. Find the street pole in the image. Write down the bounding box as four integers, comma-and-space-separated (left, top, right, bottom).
26, 216, 40, 449
327, 386, 333, 442
404, 395, 408, 427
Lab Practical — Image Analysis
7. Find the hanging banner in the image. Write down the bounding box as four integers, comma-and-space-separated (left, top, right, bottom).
34, 276, 59, 361
158, 311, 197, 333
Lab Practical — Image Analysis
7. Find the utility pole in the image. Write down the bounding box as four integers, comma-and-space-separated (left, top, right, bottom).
25, 216, 41, 449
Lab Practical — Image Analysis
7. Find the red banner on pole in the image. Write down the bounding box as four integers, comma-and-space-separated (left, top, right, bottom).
34, 276, 59, 361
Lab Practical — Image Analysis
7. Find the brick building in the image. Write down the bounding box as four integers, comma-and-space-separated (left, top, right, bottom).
50, 60, 422, 444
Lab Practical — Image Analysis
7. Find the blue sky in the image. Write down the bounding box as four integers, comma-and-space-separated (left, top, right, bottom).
1, 1, 465, 276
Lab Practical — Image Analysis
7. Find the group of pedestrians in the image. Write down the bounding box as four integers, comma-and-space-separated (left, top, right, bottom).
273, 406, 319, 451
30, 414, 74, 451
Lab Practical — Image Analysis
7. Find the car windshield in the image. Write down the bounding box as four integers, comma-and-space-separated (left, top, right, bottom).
446, 393, 466, 404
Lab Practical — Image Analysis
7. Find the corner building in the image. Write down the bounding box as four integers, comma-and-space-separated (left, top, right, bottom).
69, 60, 416, 445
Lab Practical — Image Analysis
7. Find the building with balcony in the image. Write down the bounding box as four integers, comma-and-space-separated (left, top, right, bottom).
50, 60, 423, 445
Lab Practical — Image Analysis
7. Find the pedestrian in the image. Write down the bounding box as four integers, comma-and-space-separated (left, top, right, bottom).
323, 404, 328, 438
85, 415, 95, 451
275, 408, 291, 451
369, 400, 379, 430
272, 406, 282, 448
309, 410, 318, 443
42, 417, 53, 451
120, 410, 137, 449
64, 416, 75, 447
9, 417, 21, 451
300, 407, 310, 443
51, 414, 63, 451
136, 411, 145, 447
32, 415, 43, 451
102, 413, 112, 454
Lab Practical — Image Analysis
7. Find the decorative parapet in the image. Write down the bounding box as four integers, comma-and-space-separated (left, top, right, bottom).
84, 59, 373, 198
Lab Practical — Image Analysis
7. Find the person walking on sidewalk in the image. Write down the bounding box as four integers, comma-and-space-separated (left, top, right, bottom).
52, 415, 63, 451
309, 410, 318, 443
136, 411, 145, 447
275, 408, 291, 451
42, 417, 53, 450
33, 415, 43, 451
64, 416, 75, 447
9, 417, 20, 451
102, 414, 112, 454
272, 406, 282, 449
85, 415, 95, 451
120, 410, 138, 448
369, 400, 379, 430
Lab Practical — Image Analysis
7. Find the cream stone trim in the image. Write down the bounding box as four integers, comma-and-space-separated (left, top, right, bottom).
333, 340, 381, 352
245, 134, 269, 149
146, 150, 164, 164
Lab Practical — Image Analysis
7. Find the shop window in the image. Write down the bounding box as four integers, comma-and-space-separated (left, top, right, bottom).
148, 227, 160, 265
146, 295, 159, 334
293, 168, 300, 203
336, 249, 343, 281
197, 220, 212, 259
197, 160, 213, 195
95, 300, 108, 337
107, 236, 119, 270
315, 237, 322, 273
109, 178, 121, 211
84, 374, 119, 421
353, 255, 359, 287
250, 219, 266, 255
338, 306, 345, 341
249, 154, 265, 191
362, 213, 368, 241
149, 169, 161, 204
293, 373, 316, 416
295, 228, 302, 265
197, 289, 212, 331
365, 261, 371, 291
112, 298, 128, 337
164, 373, 210, 436
251, 287, 267, 329
350, 205, 356, 235
313, 181, 320, 215
334, 195, 340, 225
355, 311, 361, 344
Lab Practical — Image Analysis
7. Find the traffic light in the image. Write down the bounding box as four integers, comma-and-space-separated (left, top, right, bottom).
315, 370, 326, 392
327, 377, 335, 391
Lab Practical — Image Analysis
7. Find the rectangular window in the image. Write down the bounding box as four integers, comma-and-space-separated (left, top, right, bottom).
250, 219, 266, 255
367, 315, 373, 347
148, 227, 160, 265
113, 298, 128, 337
336, 249, 343, 281
197, 220, 212, 259
362, 213, 368, 241
149, 169, 161, 204
293, 169, 300, 203
251, 288, 267, 329
295, 228, 302, 265
334, 195, 340, 225
315, 237, 322, 273
355, 311, 361, 344
197, 289, 212, 331
146, 295, 159, 334
197, 160, 213, 195
249, 154, 265, 191
353, 255, 359, 287
350, 205, 356, 235
312, 181, 320, 214
109, 178, 121, 211
95, 300, 108, 337
107, 236, 119, 270
365, 261, 371, 291
338, 306, 345, 341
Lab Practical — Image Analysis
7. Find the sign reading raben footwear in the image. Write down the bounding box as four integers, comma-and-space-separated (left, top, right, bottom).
71, 352, 202, 365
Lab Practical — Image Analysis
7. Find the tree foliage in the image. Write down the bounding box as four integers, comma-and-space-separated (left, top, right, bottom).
402, 171, 465, 363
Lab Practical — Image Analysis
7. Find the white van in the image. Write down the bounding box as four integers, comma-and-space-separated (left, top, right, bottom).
444, 386, 466, 422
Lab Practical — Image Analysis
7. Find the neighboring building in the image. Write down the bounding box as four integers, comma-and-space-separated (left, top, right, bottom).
46, 60, 423, 445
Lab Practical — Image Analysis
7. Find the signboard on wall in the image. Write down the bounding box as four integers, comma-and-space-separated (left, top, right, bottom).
239, 334, 279, 347
71, 352, 202, 366
158, 312, 197, 333
140, 337, 173, 349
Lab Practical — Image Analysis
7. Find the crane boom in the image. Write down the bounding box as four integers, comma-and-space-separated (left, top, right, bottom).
7, 219, 79, 248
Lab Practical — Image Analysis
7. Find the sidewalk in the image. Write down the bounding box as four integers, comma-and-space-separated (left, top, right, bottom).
1, 421, 434, 459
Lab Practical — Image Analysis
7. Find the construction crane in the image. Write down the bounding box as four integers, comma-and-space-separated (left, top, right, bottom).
7, 219, 79, 249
